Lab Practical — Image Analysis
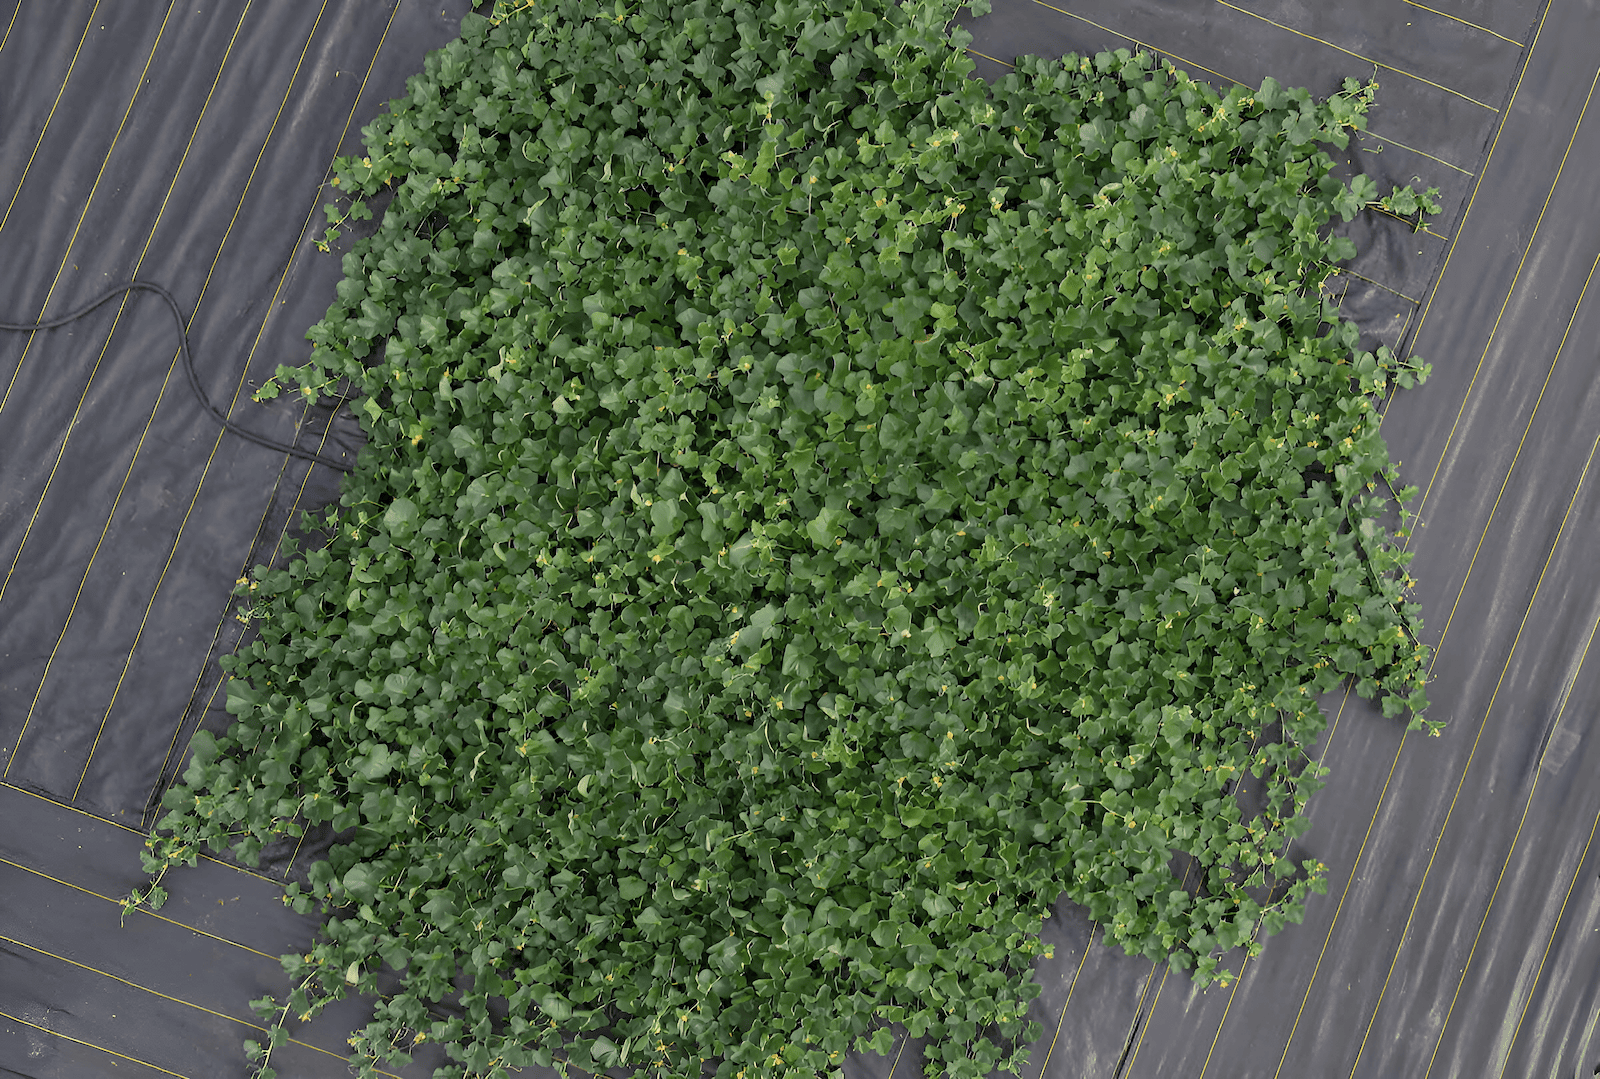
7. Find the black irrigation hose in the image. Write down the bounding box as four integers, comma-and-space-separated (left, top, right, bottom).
0, 280, 354, 473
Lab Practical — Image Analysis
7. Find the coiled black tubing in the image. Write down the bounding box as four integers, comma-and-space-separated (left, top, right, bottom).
1, 280, 354, 473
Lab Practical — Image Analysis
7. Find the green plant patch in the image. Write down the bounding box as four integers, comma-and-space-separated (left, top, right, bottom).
137, 1, 1437, 1076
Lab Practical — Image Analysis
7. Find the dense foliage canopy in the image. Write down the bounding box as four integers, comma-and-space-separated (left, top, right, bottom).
137, 0, 1435, 1076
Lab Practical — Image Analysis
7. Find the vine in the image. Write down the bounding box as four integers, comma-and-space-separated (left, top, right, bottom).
132, 2, 1438, 1077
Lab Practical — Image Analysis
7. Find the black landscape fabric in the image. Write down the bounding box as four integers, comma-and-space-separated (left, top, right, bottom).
1, 1, 1597, 1078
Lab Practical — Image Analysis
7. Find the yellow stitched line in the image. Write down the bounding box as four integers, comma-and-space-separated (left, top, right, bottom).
1357, 129, 1474, 175
0, 780, 282, 886
1345, 426, 1600, 1078
1198, 682, 1353, 1078
0, 1007, 193, 1078
3, 0, 336, 779
0, 1, 176, 424
1121, 960, 1171, 1075
1279, 247, 1573, 1071
0, 0, 254, 620
1213, 0, 1498, 111
1270, 729, 1406, 1079
143, 0, 407, 823
0, 4, 179, 780
1426, 251, 1600, 675
1267, 24, 1569, 1055
1409, 60, 1600, 533
1030, 927, 1095, 1079
0, 932, 402, 1075
965, 46, 1012, 68
0, 2, 101, 241
1119, 739, 1261, 1077
1394, 301, 1418, 356
0, 854, 281, 960
77, 0, 396, 798
885, 1017, 909, 1079
1402, 1, 1546, 337
1222, 21, 1561, 1056
271, 385, 358, 875
1116, 954, 1163, 1071
1027, 0, 1245, 88
1495, 803, 1600, 1076
1422, 599, 1600, 1078
0, 2, 20, 54
151, 663, 230, 829
1400, 0, 1523, 45
1036, 857, 1195, 1077
269, 390, 358, 880
1367, 203, 1450, 240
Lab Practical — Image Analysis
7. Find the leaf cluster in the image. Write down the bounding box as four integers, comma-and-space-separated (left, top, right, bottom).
141, 2, 1435, 1077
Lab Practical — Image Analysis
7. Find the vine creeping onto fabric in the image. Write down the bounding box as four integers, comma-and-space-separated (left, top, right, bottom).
135, 2, 1436, 1076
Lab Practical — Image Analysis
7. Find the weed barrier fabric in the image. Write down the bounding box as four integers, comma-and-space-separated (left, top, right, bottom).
918, 2, 1600, 1079
3, 3, 1599, 1079
0, 3, 477, 1075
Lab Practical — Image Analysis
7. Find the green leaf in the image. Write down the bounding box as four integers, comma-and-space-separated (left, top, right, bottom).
148, 15, 1433, 1078
923, 620, 957, 657
355, 744, 397, 781
382, 497, 419, 536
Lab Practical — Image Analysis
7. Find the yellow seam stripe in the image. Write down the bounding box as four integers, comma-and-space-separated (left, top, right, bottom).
1404, 1, 1547, 338
1031, 927, 1095, 1079
141, 0, 405, 821
77, 0, 390, 797
0, 2, 101, 241
281, 812, 311, 879
151, 659, 229, 830
0, 0, 180, 778
0, 361, 185, 780
0, 1007, 192, 1078
1213, 0, 1498, 111
1028, 0, 1245, 88
885, 1018, 909, 1079
1122, 961, 1171, 1074
1119, 958, 1161, 1066
262, 387, 357, 881
1044, 858, 1193, 1077
1423, 600, 1600, 1079
0, 1, 253, 612
0, 854, 280, 960
1409, 60, 1600, 531
5, 0, 333, 778
1495, 804, 1600, 1076
965, 46, 1013, 68
0, 780, 282, 886
1119, 738, 1260, 1078
269, 384, 356, 876
1368, 203, 1451, 240
0, 1, 175, 424
1400, 0, 1523, 45
1395, 0, 1551, 508
1197, 946, 1247, 1077
1425, 252, 1600, 675
0, 2, 20, 55
1271, 31, 1576, 1057
1343, 428, 1600, 1079
0, 932, 402, 1075
1357, 129, 1474, 176
1395, 301, 1418, 355
1198, 683, 1353, 1078
1271, 728, 1407, 1079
